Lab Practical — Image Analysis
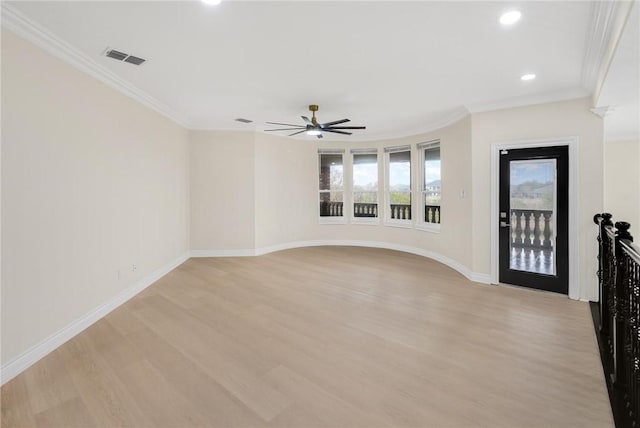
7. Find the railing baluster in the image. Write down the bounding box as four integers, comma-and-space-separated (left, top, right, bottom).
533, 211, 542, 247
509, 209, 553, 249
543, 212, 552, 248
515, 211, 524, 246
526, 212, 535, 246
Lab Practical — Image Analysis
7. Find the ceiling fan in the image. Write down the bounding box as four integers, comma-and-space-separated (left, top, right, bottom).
265, 105, 366, 139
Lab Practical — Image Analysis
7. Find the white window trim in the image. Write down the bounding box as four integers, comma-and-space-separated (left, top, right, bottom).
417, 140, 441, 233
318, 150, 347, 224
351, 148, 380, 225
384, 146, 413, 227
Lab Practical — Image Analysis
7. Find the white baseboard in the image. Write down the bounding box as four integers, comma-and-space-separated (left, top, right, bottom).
190, 248, 255, 257
0, 252, 190, 386
191, 240, 492, 285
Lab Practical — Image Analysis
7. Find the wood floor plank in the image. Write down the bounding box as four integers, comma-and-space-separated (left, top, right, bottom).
130, 294, 292, 422
33, 397, 96, 428
56, 335, 153, 427
123, 327, 266, 427
22, 349, 79, 415
0, 376, 37, 428
1, 247, 613, 427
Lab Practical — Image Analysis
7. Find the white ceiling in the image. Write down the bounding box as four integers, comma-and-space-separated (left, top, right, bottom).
3, 1, 631, 141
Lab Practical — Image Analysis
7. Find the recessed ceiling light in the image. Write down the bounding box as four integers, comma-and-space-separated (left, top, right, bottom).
500, 10, 522, 25
201, 0, 221, 5
521, 73, 536, 81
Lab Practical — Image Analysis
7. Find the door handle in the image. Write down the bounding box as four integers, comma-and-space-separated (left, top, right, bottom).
500, 221, 510, 228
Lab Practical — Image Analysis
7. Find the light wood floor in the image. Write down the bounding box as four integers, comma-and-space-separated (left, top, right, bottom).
2, 247, 613, 427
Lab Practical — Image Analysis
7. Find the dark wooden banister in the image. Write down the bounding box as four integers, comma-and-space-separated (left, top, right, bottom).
594, 213, 639, 426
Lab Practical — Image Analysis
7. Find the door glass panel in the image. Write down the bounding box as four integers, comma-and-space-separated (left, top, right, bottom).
509, 159, 556, 275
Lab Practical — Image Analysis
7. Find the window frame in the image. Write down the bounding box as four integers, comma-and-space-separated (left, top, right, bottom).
318, 149, 347, 224
417, 140, 442, 233
384, 145, 413, 228
351, 148, 380, 225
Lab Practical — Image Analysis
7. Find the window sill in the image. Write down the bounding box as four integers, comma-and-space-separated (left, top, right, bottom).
351, 217, 381, 225
416, 223, 441, 233
384, 220, 413, 229
319, 217, 347, 225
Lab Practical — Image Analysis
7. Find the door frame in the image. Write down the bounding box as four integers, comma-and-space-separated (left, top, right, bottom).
490, 137, 580, 300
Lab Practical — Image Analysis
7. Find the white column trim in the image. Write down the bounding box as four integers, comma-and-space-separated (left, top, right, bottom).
582, 1, 635, 104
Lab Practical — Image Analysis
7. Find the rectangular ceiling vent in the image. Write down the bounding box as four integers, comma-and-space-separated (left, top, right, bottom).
104, 48, 146, 66
234, 118, 253, 123
124, 55, 146, 65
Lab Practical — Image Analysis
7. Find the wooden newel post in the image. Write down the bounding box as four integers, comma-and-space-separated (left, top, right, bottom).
614, 221, 633, 389
595, 213, 613, 336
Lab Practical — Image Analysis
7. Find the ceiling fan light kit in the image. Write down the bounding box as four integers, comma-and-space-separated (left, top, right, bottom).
265, 105, 366, 139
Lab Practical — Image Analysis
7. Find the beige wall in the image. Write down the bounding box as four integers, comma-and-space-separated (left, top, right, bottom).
471, 98, 604, 300
1, 31, 190, 365
605, 140, 640, 229
254, 132, 318, 248
190, 131, 255, 250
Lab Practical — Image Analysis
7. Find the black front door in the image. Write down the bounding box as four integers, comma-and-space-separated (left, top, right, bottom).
499, 146, 569, 294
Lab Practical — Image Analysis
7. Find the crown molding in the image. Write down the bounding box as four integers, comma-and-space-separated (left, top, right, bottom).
590, 105, 617, 118
582, 0, 635, 104
192, 105, 471, 143
466, 87, 590, 114
1, 3, 191, 128
279, 106, 471, 143
384, 105, 471, 141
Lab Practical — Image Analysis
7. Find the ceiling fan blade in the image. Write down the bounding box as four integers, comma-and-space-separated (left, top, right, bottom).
264, 128, 306, 131
301, 116, 313, 125
288, 130, 307, 136
321, 118, 350, 127
326, 126, 366, 130
322, 129, 352, 135
266, 121, 303, 127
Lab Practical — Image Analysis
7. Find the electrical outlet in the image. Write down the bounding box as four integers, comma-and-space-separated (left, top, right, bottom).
132, 264, 137, 272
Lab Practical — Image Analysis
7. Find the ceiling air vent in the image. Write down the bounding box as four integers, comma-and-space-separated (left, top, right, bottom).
235, 118, 253, 123
105, 49, 127, 61
124, 55, 146, 65
104, 48, 146, 66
